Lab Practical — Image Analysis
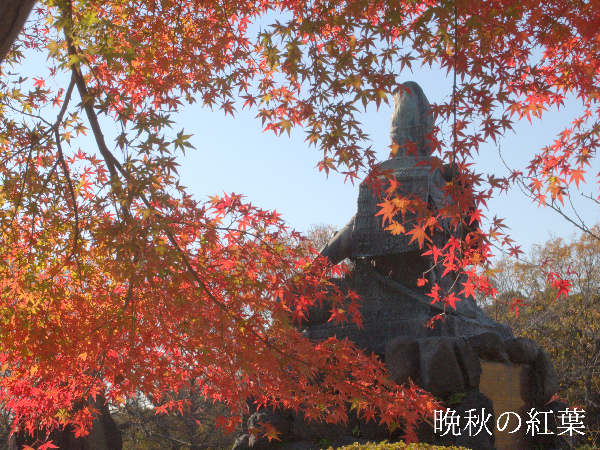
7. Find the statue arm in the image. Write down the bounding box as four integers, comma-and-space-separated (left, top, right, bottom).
319, 216, 354, 265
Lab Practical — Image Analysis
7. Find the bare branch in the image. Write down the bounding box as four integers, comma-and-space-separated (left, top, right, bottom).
497, 146, 600, 241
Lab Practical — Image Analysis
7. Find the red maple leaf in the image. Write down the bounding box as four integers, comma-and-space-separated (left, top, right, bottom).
423, 246, 443, 264
459, 279, 476, 299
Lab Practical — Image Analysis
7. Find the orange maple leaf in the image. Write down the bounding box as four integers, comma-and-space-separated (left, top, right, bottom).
385, 222, 406, 235
406, 225, 431, 248
376, 200, 397, 226
261, 422, 282, 442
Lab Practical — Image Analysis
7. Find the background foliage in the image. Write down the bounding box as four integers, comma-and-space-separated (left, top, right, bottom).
484, 227, 600, 447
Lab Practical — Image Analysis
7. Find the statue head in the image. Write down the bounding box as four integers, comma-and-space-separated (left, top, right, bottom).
390, 81, 434, 158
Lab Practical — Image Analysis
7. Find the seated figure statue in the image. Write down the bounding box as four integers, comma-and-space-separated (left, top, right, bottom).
320, 81, 478, 316
234, 82, 561, 450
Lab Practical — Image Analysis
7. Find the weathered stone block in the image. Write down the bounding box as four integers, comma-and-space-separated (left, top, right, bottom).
385, 336, 420, 385
468, 331, 509, 362
418, 338, 467, 397
454, 338, 481, 390
504, 337, 539, 364
529, 349, 559, 405
453, 391, 495, 450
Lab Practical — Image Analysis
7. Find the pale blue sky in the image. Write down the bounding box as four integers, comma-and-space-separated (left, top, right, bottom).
15, 40, 599, 258
172, 67, 598, 256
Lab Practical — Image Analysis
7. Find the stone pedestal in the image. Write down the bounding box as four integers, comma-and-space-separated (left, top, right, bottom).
234, 265, 563, 449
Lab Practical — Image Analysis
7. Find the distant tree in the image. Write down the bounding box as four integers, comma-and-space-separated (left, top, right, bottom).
484, 228, 600, 447
304, 224, 338, 253
302, 224, 353, 277
116, 390, 234, 450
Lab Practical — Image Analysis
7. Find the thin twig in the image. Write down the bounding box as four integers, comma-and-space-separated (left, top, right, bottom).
497, 146, 600, 241
55, 127, 80, 256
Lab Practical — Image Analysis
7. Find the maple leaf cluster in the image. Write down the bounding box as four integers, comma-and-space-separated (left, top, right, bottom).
0, 0, 598, 446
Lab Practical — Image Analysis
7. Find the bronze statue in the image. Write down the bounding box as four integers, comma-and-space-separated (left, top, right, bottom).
320, 82, 449, 285
234, 82, 561, 450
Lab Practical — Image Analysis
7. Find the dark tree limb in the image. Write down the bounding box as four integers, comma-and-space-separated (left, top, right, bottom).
0, 0, 36, 64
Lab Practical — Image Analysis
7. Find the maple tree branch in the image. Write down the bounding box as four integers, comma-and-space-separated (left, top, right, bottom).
60, 1, 120, 182
66, 75, 311, 367
63, 67, 313, 366
69, 65, 119, 180
581, 191, 600, 206
0, 74, 73, 231
54, 74, 76, 129
566, 190, 588, 233
23, 75, 78, 255
497, 146, 600, 241
545, 199, 600, 240
54, 0, 360, 387
72, 75, 304, 368
54, 126, 80, 257
451, 1, 458, 172
67, 62, 135, 223
8, 134, 35, 230
0, 78, 75, 136
0, 71, 76, 223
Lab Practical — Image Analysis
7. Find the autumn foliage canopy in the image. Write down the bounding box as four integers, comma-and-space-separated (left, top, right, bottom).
0, 0, 598, 445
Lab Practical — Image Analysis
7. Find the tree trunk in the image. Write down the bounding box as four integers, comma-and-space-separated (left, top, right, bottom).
0, 0, 36, 64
